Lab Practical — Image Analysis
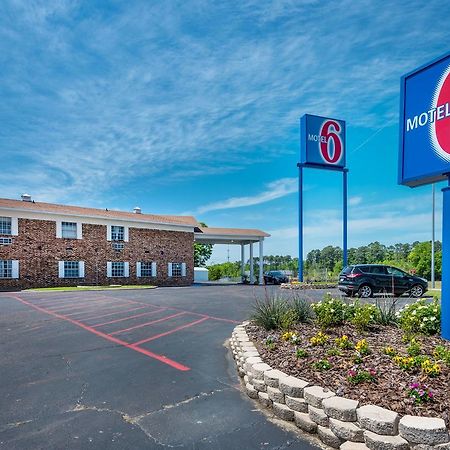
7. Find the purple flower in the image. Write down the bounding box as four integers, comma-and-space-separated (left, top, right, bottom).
410, 382, 420, 389
428, 391, 434, 398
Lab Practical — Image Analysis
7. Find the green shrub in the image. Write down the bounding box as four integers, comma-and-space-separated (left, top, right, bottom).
311, 294, 347, 328
433, 345, 450, 366
312, 359, 331, 371
406, 338, 421, 357
350, 303, 380, 330
398, 299, 440, 335
375, 296, 399, 326
296, 348, 309, 358
251, 297, 289, 330
289, 296, 313, 323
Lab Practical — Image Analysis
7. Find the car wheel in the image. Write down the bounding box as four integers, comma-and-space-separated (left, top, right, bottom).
410, 284, 424, 298
358, 284, 373, 298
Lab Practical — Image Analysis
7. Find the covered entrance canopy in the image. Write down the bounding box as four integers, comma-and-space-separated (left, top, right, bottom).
194, 227, 270, 285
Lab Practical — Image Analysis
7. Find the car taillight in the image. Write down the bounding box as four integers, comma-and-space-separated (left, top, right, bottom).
347, 273, 362, 278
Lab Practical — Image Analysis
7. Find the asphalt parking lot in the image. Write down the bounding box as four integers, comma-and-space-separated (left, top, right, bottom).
0, 285, 327, 450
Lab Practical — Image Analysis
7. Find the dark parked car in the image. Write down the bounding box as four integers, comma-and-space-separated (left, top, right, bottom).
263, 271, 289, 285
338, 264, 428, 298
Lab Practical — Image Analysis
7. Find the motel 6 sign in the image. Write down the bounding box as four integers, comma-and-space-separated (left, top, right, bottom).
300, 114, 346, 169
398, 51, 450, 341
399, 52, 450, 186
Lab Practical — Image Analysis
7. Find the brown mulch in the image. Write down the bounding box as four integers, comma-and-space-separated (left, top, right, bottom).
246, 322, 450, 425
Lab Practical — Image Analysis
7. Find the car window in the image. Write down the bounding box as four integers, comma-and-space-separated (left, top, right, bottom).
386, 267, 405, 277
371, 266, 387, 275
359, 266, 370, 273
342, 266, 353, 274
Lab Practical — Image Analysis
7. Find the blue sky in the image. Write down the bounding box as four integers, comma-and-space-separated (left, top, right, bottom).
1, 0, 449, 263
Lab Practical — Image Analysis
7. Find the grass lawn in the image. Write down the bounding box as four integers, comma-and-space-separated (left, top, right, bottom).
27, 285, 157, 292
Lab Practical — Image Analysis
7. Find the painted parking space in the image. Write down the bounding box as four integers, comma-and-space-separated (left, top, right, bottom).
1, 286, 322, 449
8, 291, 240, 372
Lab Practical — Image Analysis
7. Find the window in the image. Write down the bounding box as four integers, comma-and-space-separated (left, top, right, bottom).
111, 226, 125, 241
112, 242, 124, 251
387, 267, 406, 277
64, 261, 79, 278
112, 262, 125, 277
0, 260, 12, 278
141, 262, 153, 277
0, 217, 12, 235
0, 237, 12, 245
58, 261, 84, 278
62, 222, 77, 239
169, 262, 186, 277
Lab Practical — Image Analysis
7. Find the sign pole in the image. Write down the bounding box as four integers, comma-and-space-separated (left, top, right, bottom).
431, 183, 436, 289
343, 169, 348, 268
442, 179, 450, 340
298, 164, 304, 282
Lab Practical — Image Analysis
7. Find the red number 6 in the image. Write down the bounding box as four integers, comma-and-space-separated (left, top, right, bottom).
319, 120, 343, 164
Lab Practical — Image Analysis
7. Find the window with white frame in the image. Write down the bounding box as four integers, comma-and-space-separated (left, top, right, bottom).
0, 260, 12, 278
0, 217, 12, 235
169, 262, 186, 277
111, 225, 125, 241
64, 261, 80, 278
111, 262, 125, 277
58, 261, 84, 278
141, 262, 153, 277
61, 222, 77, 239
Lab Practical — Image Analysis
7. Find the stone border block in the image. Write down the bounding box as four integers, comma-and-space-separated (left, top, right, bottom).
330, 418, 364, 442
364, 430, 409, 450
304, 385, 335, 408
399, 416, 449, 446
323, 396, 359, 422
279, 376, 309, 398
357, 405, 400, 436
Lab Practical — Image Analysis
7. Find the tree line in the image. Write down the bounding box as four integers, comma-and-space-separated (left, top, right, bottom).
206, 241, 442, 281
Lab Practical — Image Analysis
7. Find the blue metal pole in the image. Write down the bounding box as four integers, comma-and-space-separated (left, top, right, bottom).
442, 179, 450, 340
343, 169, 348, 268
298, 165, 304, 282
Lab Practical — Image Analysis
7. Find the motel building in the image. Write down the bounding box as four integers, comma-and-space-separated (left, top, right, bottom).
0, 195, 269, 290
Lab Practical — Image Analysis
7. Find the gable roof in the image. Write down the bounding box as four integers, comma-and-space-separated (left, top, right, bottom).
0, 198, 198, 227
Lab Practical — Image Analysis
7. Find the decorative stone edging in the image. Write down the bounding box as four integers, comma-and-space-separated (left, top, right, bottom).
230, 323, 450, 450
280, 283, 337, 290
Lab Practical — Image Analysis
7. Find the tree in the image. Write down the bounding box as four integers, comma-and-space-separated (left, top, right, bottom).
194, 222, 213, 267
408, 241, 441, 280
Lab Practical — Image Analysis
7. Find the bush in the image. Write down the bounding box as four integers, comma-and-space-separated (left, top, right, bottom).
398, 299, 441, 335
289, 296, 313, 323
350, 303, 380, 331
311, 294, 347, 328
375, 296, 399, 326
251, 297, 289, 331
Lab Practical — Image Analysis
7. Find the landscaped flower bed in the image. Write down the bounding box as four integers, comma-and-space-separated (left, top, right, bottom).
247, 295, 450, 425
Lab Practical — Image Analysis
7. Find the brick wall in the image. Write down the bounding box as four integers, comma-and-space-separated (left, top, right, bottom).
0, 218, 194, 290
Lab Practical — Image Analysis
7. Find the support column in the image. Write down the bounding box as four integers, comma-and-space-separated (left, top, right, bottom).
259, 239, 264, 285
298, 164, 304, 281
241, 244, 245, 281
442, 182, 450, 340
343, 169, 348, 268
249, 243, 254, 284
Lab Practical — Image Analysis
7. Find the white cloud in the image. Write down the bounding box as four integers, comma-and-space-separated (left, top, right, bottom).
349, 196, 362, 206
196, 177, 298, 214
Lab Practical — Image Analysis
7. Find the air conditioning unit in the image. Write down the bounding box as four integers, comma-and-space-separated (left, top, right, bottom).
112, 242, 124, 251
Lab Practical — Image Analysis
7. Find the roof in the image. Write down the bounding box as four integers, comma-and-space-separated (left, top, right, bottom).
0, 198, 198, 227
196, 227, 270, 238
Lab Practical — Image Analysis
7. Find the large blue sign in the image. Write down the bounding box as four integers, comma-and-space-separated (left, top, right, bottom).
300, 114, 346, 170
399, 52, 450, 187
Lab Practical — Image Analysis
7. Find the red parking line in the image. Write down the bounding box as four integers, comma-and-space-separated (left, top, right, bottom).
80, 306, 149, 322
48, 300, 118, 312
92, 308, 167, 327
64, 302, 134, 317
109, 312, 186, 335
132, 317, 209, 346
9, 295, 190, 371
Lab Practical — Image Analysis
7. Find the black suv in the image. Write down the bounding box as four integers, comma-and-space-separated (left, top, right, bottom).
338, 264, 428, 298
263, 271, 289, 285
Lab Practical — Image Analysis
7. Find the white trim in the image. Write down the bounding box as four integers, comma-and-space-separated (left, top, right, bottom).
11, 218, 18, 236
124, 227, 129, 242
106, 225, 112, 241
124, 262, 129, 277
76, 223, 83, 240
11, 260, 19, 279
107, 262, 112, 277
136, 262, 142, 278
56, 221, 62, 238
181, 263, 186, 277
168, 263, 172, 277
79, 261, 85, 278
151, 262, 157, 277
58, 261, 65, 278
